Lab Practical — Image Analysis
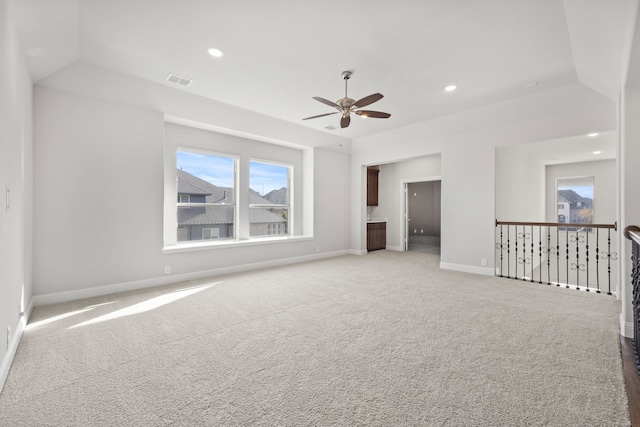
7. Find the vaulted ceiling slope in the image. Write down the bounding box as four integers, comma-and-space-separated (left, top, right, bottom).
9, 0, 639, 140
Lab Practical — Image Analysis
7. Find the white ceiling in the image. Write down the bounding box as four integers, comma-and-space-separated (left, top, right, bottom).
9, 0, 637, 141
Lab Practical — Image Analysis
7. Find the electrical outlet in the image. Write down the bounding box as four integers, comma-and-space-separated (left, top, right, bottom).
164, 266, 171, 274
481, 258, 488, 266
7, 326, 11, 348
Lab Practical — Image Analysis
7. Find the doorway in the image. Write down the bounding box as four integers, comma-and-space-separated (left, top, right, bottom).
405, 180, 441, 254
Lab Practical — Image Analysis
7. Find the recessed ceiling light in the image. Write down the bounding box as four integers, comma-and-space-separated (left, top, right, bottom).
207, 48, 224, 58
588, 132, 599, 137
444, 85, 457, 92
593, 151, 602, 155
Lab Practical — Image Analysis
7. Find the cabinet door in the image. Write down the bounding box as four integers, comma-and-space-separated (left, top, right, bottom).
367, 169, 379, 206
367, 223, 380, 251
380, 222, 386, 249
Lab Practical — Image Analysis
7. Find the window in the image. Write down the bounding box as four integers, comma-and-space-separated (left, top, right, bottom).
176, 149, 236, 242
202, 228, 220, 240
557, 176, 594, 226
249, 160, 290, 237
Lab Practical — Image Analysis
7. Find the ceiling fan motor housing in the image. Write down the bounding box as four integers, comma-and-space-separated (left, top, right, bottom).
337, 97, 356, 111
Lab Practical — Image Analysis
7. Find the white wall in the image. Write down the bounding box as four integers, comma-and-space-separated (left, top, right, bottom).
621, 85, 640, 337
351, 83, 616, 276
545, 159, 617, 224
0, 0, 33, 391
32, 65, 352, 303
495, 146, 545, 222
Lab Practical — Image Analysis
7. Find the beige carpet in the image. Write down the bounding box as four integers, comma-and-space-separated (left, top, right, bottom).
0, 251, 630, 426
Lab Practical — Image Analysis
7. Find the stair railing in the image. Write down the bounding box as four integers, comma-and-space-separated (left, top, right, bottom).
495, 220, 618, 295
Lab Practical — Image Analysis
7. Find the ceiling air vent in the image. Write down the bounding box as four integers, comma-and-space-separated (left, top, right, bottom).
166, 73, 193, 87
324, 125, 337, 131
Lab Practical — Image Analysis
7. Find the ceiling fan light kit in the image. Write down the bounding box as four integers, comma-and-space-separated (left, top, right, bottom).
302, 71, 391, 129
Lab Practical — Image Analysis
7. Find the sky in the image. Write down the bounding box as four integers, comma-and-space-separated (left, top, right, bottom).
177, 150, 288, 195
559, 184, 593, 199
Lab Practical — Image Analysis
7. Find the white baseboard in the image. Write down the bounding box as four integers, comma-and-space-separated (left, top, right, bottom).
440, 262, 495, 276
0, 298, 32, 394
32, 250, 350, 307
348, 249, 367, 256
385, 245, 403, 251
621, 317, 634, 339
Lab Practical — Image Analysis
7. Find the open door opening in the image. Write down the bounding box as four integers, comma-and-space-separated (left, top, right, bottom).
405, 180, 441, 254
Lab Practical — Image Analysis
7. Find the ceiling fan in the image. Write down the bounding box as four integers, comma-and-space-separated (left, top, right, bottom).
302, 71, 391, 129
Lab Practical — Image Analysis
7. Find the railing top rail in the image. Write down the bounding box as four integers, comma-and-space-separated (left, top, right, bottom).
624, 225, 640, 244
495, 220, 617, 230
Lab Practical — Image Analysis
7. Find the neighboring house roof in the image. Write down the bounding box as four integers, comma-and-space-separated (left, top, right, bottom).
178, 206, 233, 225
177, 169, 277, 205
178, 205, 286, 225
558, 189, 592, 208
177, 169, 231, 203
248, 208, 287, 224
176, 169, 286, 226
263, 188, 288, 204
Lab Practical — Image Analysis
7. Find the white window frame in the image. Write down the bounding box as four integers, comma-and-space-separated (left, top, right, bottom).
556, 176, 595, 225
176, 147, 238, 243
163, 121, 313, 253
249, 159, 292, 238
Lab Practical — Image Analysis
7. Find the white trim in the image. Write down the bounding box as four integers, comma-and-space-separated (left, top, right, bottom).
32, 250, 349, 307
401, 176, 442, 253
349, 249, 367, 256
621, 316, 634, 338
0, 298, 33, 394
385, 245, 403, 251
440, 262, 494, 276
164, 234, 312, 254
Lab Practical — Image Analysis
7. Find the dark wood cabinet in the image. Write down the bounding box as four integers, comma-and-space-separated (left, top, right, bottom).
367, 167, 379, 206
367, 222, 386, 251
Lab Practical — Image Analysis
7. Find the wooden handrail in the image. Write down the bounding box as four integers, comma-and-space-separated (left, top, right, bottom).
624, 225, 640, 245
496, 220, 617, 230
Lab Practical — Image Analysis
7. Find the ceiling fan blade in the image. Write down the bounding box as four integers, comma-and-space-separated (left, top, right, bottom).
312, 96, 340, 108
341, 115, 351, 128
353, 93, 383, 108
355, 110, 391, 119
302, 112, 339, 120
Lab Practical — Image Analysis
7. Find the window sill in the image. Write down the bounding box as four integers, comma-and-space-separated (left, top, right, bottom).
163, 235, 313, 254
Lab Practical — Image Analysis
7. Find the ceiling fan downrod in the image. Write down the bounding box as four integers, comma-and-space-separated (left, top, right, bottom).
341, 70, 352, 99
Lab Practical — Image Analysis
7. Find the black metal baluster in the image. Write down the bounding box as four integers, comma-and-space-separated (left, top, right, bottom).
507, 225, 511, 278
547, 226, 552, 285
596, 229, 601, 293
499, 224, 504, 277
585, 230, 590, 292
530, 225, 534, 283
566, 228, 570, 288
556, 226, 560, 287
607, 229, 612, 295
538, 226, 542, 284
575, 229, 580, 290
515, 225, 519, 280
